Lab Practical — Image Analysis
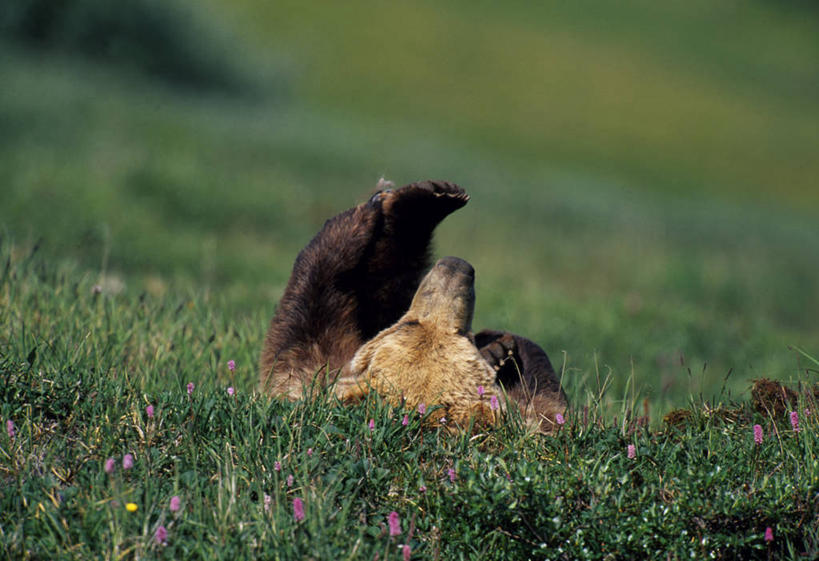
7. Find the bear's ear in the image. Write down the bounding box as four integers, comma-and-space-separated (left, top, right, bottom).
335, 348, 372, 403
334, 375, 370, 404
346, 341, 375, 377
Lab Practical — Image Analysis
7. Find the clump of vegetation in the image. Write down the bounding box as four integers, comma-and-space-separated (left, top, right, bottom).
1, 240, 816, 560
0, 0, 253, 92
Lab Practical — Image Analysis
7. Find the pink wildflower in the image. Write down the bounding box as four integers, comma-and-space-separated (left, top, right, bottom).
307, 448, 313, 457
403, 544, 412, 561
439, 417, 447, 424
368, 419, 375, 432
419, 485, 426, 493
477, 385, 485, 397
448, 468, 456, 483
169, 496, 181, 512
764, 526, 774, 542
293, 497, 305, 522
753, 424, 763, 444
489, 395, 499, 411
6, 420, 14, 439
264, 494, 272, 512
122, 453, 134, 470
104, 457, 115, 474
287, 474, 294, 487
418, 403, 426, 415
555, 413, 565, 426
227, 360, 235, 371
790, 411, 800, 432
627, 444, 636, 459
146, 405, 154, 418
186, 382, 195, 395
388, 511, 401, 537
274, 461, 282, 472
227, 386, 235, 396
154, 525, 167, 545
402, 414, 409, 426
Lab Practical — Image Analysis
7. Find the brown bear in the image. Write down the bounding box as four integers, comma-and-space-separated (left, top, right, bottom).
334, 256, 503, 429
260, 180, 470, 398
260, 180, 567, 431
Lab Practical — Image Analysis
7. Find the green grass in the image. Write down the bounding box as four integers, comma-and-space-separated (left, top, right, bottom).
2, 1, 819, 557
1, 241, 817, 559
2, 46, 817, 406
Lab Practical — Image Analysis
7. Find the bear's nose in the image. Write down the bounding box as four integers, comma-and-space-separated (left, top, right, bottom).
435, 256, 475, 279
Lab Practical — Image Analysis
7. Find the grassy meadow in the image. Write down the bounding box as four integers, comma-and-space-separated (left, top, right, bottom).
1, 0, 819, 558
1, 241, 817, 559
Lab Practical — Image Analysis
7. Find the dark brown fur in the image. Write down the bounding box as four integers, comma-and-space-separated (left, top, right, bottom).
475, 330, 568, 430
260, 180, 469, 398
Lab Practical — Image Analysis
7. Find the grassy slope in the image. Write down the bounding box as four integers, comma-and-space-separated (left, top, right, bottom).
1, 244, 817, 559
2, 47, 817, 408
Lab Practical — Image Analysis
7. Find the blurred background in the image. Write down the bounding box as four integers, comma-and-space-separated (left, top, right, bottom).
2, 0, 817, 412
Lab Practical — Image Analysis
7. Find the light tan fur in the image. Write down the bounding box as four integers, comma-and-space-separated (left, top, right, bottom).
335, 257, 505, 429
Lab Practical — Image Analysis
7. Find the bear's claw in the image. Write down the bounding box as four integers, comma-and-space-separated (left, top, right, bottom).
378, 180, 469, 226
479, 333, 518, 370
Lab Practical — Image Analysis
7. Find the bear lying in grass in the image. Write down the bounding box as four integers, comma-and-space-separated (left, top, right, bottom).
335, 256, 503, 429
260, 180, 566, 432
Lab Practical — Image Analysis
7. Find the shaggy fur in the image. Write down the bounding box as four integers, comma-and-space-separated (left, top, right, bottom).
260, 180, 469, 398
335, 257, 502, 428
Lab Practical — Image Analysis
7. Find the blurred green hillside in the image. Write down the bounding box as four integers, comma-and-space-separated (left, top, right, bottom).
211, 0, 819, 209
2, 0, 818, 411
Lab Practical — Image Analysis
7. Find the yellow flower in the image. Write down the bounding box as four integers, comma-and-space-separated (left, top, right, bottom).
125, 502, 138, 512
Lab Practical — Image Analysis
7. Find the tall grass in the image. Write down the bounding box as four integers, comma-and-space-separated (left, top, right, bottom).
1, 238, 817, 560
